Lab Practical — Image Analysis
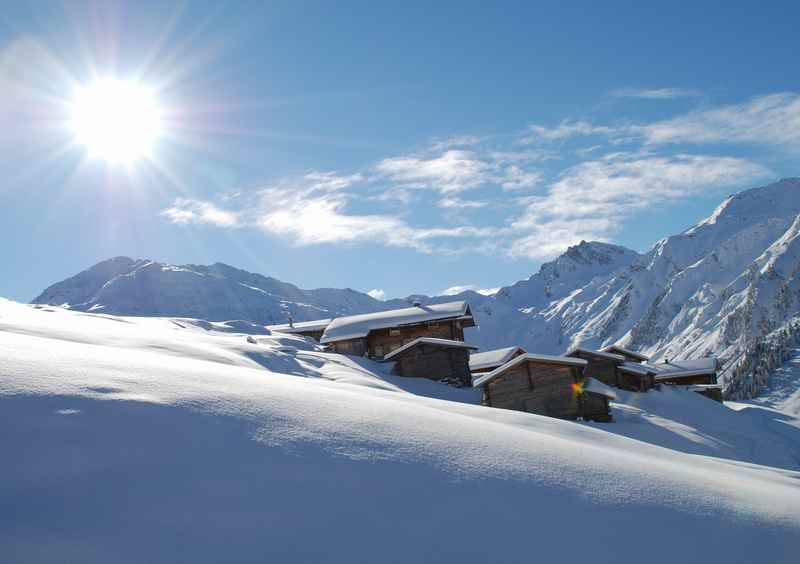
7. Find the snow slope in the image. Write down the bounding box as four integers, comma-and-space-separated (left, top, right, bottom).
1, 299, 799, 563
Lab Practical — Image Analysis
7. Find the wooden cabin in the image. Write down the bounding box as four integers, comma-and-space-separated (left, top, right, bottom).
320, 301, 475, 358
600, 345, 650, 364
469, 346, 527, 375
650, 358, 720, 386
472, 354, 614, 422
617, 362, 657, 391
565, 348, 655, 392
383, 338, 477, 386
267, 318, 331, 341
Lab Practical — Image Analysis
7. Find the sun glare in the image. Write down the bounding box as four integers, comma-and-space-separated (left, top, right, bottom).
71, 79, 162, 164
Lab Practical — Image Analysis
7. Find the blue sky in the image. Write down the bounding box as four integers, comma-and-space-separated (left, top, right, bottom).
1, 1, 799, 302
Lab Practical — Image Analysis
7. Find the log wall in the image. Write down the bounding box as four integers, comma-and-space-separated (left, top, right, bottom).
393, 345, 472, 386
366, 320, 465, 358
484, 362, 581, 419
658, 372, 717, 386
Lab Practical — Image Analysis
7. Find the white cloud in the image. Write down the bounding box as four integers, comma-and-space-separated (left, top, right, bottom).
509, 153, 770, 259
440, 285, 477, 296
611, 87, 700, 99
161, 198, 240, 227
438, 197, 487, 209
254, 172, 500, 253
367, 289, 386, 301
440, 284, 500, 296
522, 120, 617, 143
641, 93, 800, 148
375, 150, 490, 193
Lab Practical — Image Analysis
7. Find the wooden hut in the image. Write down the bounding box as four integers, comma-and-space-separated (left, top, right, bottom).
616, 362, 657, 391
650, 358, 720, 386
267, 318, 331, 341
469, 346, 527, 375
320, 301, 475, 358
383, 338, 477, 386
600, 345, 650, 364
565, 348, 655, 392
472, 354, 614, 422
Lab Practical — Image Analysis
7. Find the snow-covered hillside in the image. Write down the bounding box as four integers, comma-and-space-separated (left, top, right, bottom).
32, 257, 385, 325
31, 179, 800, 399
1, 299, 799, 563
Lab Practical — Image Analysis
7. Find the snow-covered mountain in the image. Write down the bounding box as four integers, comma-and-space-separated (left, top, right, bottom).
33, 257, 386, 325
2, 299, 799, 562
32, 178, 800, 398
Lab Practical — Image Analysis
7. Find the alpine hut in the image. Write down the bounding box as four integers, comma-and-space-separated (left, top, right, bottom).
649, 357, 722, 401
472, 353, 615, 422
383, 338, 477, 386
565, 347, 656, 392
319, 301, 475, 359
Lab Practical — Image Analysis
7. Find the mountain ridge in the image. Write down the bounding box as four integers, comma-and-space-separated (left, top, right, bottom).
31, 178, 800, 399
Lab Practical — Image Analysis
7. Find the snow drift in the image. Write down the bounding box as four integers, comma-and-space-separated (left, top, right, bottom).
1, 299, 799, 563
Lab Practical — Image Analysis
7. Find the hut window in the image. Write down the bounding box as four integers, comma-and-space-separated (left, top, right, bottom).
374, 345, 384, 357
389, 329, 400, 336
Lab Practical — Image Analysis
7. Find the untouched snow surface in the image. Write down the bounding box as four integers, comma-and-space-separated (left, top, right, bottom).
2, 299, 800, 563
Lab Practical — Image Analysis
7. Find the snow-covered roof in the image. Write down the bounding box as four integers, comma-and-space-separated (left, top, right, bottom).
268, 318, 332, 334
382, 338, 477, 361
685, 384, 723, 392
320, 301, 474, 344
469, 346, 527, 372
584, 377, 617, 400
618, 362, 655, 376
600, 345, 650, 362
651, 357, 719, 381
565, 347, 626, 362
473, 353, 587, 388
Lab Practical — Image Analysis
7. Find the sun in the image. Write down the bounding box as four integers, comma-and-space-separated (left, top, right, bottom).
71, 79, 163, 164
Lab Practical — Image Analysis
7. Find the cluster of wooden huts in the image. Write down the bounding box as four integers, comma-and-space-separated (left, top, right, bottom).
269, 300, 722, 423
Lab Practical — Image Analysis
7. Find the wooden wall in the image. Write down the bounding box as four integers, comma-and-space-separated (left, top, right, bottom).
294, 329, 325, 342
580, 393, 612, 422
483, 362, 581, 419
620, 371, 655, 391
329, 338, 367, 356
577, 356, 620, 388
482, 360, 612, 421
393, 345, 472, 386
366, 320, 465, 358
658, 372, 717, 386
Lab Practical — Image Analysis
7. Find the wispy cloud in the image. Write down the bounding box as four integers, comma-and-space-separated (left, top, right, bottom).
611, 87, 700, 99
438, 197, 487, 209
161, 198, 240, 227
641, 93, 800, 148
522, 120, 617, 143
509, 152, 770, 259
375, 150, 490, 193
161, 92, 793, 263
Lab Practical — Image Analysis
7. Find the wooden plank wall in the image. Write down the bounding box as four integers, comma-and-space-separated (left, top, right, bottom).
484, 363, 580, 419
367, 320, 465, 357
394, 345, 472, 385
658, 372, 717, 386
